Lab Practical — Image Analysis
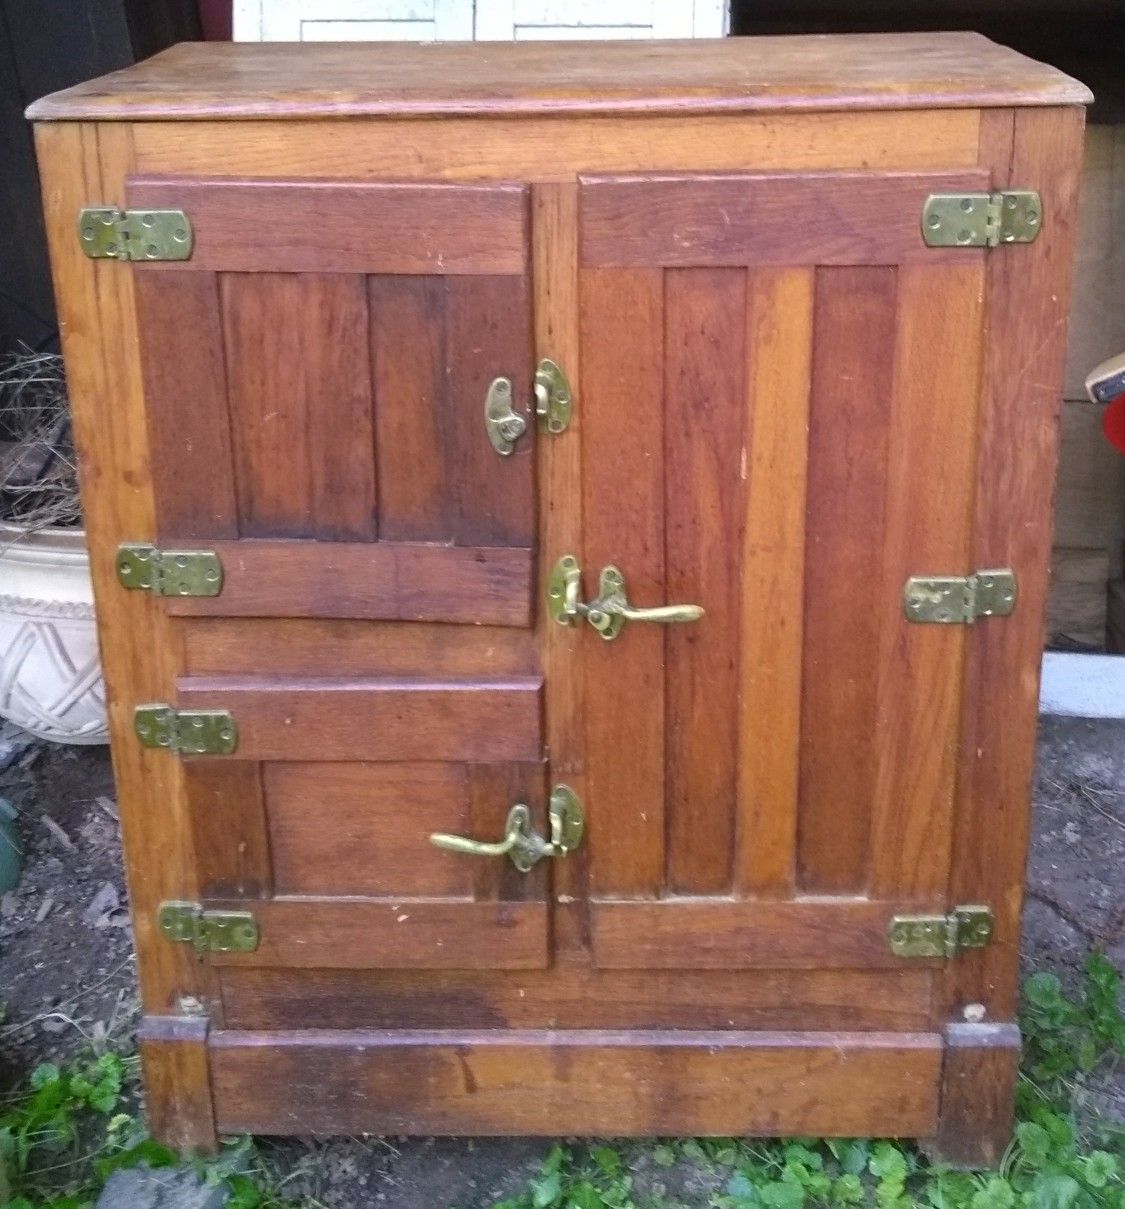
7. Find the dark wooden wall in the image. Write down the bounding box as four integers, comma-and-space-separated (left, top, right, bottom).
0, 0, 201, 358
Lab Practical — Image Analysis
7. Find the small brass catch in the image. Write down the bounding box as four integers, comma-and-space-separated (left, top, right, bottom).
484, 358, 573, 455
430, 784, 583, 873
547, 555, 704, 641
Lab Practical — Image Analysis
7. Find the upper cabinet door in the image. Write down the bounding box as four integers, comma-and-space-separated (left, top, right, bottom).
128, 176, 534, 626
577, 170, 991, 969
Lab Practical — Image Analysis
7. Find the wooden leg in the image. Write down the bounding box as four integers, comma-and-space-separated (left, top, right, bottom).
139, 1015, 219, 1155
923, 1022, 1020, 1169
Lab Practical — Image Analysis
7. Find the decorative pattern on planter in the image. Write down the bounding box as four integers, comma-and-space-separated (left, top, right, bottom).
0, 594, 107, 744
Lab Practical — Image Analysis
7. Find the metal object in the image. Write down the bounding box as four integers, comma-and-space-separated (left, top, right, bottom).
888, 905, 994, 959
484, 359, 572, 455
1085, 350, 1125, 405
117, 543, 223, 597
134, 705, 238, 756
430, 784, 584, 873
158, 901, 259, 953
533, 358, 573, 435
921, 190, 1042, 248
484, 376, 528, 456
904, 569, 1017, 624
78, 207, 193, 261
548, 554, 704, 641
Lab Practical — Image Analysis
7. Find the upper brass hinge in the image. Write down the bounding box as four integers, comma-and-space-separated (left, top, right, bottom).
889, 906, 995, 959
134, 705, 238, 756
158, 901, 259, 953
78, 207, 193, 261
903, 568, 1017, 625
922, 190, 1042, 248
116, 543, 223, 597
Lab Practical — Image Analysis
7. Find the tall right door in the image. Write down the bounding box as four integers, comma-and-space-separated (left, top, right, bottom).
574, 168, 992, 973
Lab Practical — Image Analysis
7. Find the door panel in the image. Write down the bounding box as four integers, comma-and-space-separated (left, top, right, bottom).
578, 171, 985, 961
129, 176, 546, 972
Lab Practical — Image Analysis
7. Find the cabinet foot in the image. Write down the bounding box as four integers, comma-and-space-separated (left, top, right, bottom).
139, 1014, 218, 1155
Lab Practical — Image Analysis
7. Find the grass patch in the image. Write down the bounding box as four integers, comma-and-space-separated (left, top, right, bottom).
2, 955, 1123, 1209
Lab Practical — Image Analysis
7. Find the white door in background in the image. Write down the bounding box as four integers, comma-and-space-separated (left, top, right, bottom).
233, 0, 730, 41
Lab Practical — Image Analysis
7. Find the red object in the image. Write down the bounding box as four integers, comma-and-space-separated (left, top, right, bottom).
1104, 394, 1125, 454
197, 0, 232, 40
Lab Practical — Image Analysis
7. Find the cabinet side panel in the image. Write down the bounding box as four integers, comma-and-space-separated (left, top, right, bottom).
944, 106, 1086, 1020
32, 122, 213, 1015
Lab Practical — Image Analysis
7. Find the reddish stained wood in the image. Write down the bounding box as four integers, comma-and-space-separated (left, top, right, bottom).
176, 677, 543, 763
943, 106, 1086, 1020
127, 177, 529, 274
579, 171, 989, 268
580, 268, 666, 898
139, 1015, 218, 1154
444, 274, 535, 548
208, 1028, 941, 1137
210, 900, 548, 970
368, 276, 449, 542
797, 266, 897, 894
221, 272, 376, 541
868, 264, 983, 902
264, 762, 474, 898
735, 268, 813, 896
187, 761, 271, 899
218, 966, 937, 1032
663, 267, 745, 893
134, 271, 238, 540
180, 619, 536, 678
164, 540, 533, 626
591, 899, 944, 970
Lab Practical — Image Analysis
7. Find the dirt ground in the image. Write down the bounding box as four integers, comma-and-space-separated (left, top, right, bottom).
0, 715, 1122, 1207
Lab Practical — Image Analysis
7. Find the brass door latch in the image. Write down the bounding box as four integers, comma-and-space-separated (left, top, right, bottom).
430, 785, 583, 873
484, 358, 573, 456
547, 555, 704, 641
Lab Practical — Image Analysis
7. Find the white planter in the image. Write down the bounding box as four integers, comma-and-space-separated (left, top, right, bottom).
0, 520, 108, 745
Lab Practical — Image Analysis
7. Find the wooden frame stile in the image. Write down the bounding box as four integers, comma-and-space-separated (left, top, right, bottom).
930, 105, 1086, 1167
33, 120, 220, 1151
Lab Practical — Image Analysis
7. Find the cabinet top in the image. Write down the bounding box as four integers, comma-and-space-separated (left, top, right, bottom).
27, 32, 1090, 122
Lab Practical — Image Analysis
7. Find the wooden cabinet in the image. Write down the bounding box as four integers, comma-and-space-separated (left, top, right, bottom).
29, 34, 1089, 1161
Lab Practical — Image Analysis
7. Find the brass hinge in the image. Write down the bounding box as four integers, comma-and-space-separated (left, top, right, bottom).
922, 190, 1042, 248
78, 207, 193, 261
903, 569, 1017, 624
134, 705, 238, 756
158, 901, 259, 953
890, 906, 994, 959
116, 544, 223, 597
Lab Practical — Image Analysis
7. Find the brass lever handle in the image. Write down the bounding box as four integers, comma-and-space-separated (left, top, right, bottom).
430, 787, 584, 873
548, 557, 705, 641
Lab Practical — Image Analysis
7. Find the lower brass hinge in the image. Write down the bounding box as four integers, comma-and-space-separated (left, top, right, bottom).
117, 544, 223, 597
903, 569, 1017, 624
134, 705, 238, 756
158, 901, 259, 953
78, 207, 193, 261
922, 191, 1042, 248
889, 906, 994, 959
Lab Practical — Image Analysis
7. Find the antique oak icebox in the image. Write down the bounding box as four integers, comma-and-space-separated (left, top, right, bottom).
29, 34, 1090, 1159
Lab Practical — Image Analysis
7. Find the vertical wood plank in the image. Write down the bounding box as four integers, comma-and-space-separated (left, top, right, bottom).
869, 264, 984, 901
664, 268, 746, 894
139, 1015, 218, 1154
943, 106, 1085, 1020
735, 268, 813, 897
445, 274, 534, 548
187, 762, 272, 900
134, 272, 238, 540
534, 182, 590, 964
581, 267, 665, 898
222, 272, 375, 541
34, 122, 214, 1015
369, 275, 449, 542
797, 266, 897, 894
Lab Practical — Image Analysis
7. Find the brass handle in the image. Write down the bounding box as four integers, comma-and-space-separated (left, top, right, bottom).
430, 788, 584, 874
548, 557, 705, 641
